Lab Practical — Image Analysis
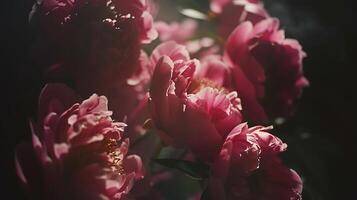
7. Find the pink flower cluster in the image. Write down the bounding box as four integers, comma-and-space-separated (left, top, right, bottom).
16, 0, 308, 199
148, 42, 302, 200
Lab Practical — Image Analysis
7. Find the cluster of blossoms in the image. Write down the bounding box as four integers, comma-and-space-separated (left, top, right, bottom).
16, 0, 308, 199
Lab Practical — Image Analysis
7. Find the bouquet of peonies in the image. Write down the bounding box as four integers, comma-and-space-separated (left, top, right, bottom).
15, 0, 308, 199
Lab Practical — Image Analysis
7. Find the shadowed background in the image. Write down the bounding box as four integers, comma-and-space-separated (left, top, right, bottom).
1, 0, 355, 199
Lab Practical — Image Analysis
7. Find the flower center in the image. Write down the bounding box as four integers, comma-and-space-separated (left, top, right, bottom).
105, 139, 125, 175
188, 78, 226, 94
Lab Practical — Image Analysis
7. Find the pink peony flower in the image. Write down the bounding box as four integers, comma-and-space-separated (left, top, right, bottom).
148, 42, 242, 161
15, 84, 144, 200
210, 0, 269, 39
155, 19, 198, 44
224, 18, 309, 122
33, 0, 157, 98
208, 123, 302, 200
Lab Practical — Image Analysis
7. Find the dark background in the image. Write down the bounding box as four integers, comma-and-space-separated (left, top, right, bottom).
1, 0, 355, 199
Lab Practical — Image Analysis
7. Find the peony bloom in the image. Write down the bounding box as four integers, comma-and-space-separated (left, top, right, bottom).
155, 19, 198, 44
148, 42, 242, 161
210, 0, 269, 39
15, 84, 144, 200
32, 0, 157, 97
208, 123, 302, 200
224, 18, 309, 123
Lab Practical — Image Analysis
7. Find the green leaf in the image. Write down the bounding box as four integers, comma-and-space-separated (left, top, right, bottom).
179, 8, 208, 20
154, 159, 210, 180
